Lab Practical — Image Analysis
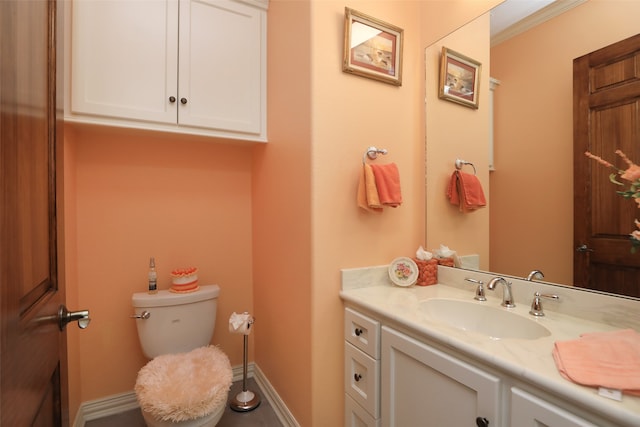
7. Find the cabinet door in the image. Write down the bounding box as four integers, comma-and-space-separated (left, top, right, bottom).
382, 327, 501, 427
71, 0, 179, 123
511, 387, 600, 427
178, 0, 265, 135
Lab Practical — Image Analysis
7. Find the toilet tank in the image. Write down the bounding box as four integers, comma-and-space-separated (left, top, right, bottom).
132, 284, 220, 359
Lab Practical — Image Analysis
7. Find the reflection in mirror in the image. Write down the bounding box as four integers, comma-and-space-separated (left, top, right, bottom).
426, 0, 640, 299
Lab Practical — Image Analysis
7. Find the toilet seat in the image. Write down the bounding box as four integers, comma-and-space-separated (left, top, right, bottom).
135, 346, 232, 426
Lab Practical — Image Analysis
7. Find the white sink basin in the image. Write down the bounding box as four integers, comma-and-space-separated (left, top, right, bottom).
419, 298, 551, 340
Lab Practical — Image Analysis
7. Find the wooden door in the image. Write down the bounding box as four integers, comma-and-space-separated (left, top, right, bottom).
574, 33, 640, 297
0, 0, 68, 425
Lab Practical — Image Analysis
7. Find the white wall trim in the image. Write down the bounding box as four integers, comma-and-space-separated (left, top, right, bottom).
491, 0, 587, 46
73, 391, 139, 427
253, 363, 300, 427
73, 362, 298, 427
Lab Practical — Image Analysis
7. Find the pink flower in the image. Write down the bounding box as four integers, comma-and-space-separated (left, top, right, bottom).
584, 151, 614, 169
621, 164, 640, 182
587, 150, 640, 251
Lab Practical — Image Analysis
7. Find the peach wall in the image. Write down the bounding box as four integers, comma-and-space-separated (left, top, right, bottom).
311, 2, 424, 425
490, 0, 640, 284
66, 124, 255, 403
425, 13, 492, 268
63, 124, 81, 420
253, 0, 313, 425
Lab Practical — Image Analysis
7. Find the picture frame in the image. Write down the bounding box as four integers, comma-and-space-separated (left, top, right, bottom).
343, 7, 403, 86
439, 47, 481, 109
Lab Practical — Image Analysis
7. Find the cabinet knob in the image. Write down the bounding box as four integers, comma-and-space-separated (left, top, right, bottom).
354, 373, 362, 382
169, 96, 176, 103
354, 328, 363, 336
475, 417, 489, 427
180, 97, 188, 105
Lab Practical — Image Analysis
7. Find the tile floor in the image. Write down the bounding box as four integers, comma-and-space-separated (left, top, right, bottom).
85, 378, 283, 427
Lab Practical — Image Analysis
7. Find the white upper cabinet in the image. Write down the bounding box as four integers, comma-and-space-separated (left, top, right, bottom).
67, 0, 267, 142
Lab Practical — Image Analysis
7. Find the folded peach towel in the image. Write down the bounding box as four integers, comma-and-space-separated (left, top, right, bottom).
552, 329, 640, 396
446, 170, 486, 212
357, 164, 383, 212
370, 163, 402, 207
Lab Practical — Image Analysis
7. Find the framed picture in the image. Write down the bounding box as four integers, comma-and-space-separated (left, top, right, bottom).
343, 7, 403, 86
439, 47, 482, 109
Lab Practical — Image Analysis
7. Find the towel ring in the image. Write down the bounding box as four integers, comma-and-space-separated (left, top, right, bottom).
363, 146, 388, 164
455, 158, 476, 175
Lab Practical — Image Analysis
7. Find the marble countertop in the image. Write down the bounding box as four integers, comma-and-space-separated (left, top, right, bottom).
340, 265, 640, 427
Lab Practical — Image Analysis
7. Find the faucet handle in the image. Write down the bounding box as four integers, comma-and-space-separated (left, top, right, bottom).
464, 277, 486, 301
529, 292, 559, 317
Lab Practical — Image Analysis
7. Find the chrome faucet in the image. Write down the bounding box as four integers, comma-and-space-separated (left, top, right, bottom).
526, 270, 545, 281
487, 276, 515, 308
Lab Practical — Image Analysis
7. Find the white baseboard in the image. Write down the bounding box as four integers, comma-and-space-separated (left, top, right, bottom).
252, 364, 300, 427
73, 362, 299, 427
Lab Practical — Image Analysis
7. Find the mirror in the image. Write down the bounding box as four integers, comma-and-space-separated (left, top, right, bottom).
426, 0, 640, 299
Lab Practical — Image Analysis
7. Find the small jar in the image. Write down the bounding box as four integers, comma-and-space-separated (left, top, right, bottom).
413, 258, 438, 286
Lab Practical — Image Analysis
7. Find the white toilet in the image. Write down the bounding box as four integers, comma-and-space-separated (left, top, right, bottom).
132, 285, 232, 427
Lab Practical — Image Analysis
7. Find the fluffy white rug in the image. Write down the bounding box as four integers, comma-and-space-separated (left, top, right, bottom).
135, 345, 232, 422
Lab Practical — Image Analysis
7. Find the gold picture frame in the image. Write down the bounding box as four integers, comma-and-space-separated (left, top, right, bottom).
439, 47, 481, 109
342, 7, 403, 86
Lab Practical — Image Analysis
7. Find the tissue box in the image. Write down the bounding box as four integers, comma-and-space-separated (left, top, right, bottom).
413, 258, 438, 286
437, 257, 455, 267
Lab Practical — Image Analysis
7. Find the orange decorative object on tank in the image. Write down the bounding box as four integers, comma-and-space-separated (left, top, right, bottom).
170, 267, 199, 293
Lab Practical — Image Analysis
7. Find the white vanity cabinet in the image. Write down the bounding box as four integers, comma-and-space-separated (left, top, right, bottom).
344, 306, 628, 427
344, 308, 381, 427
381, 326, 500, 426
68, 0, 267, 142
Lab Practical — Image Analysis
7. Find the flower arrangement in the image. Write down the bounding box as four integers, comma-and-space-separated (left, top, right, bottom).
585, 150, 640, 252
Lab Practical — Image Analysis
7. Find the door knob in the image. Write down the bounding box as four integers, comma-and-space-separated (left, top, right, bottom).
180, 97, 188, 104
58, 305, 91, 331
576, 244, 594, 252
476, 417, 489, 427
169, 96, 176, 103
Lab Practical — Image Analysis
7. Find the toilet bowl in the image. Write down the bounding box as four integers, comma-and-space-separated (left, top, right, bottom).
132, 285, 232, 427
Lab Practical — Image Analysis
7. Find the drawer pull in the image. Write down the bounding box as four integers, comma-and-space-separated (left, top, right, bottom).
476, 417, 489, 427
354, 328, 363, 336
354, 373, 362, 382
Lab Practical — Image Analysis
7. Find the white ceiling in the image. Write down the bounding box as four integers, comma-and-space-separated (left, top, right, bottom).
490, 0, 556, 38
490, 0, 586, 45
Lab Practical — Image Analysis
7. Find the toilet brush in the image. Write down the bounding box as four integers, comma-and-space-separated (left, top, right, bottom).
230, 316, 260, 412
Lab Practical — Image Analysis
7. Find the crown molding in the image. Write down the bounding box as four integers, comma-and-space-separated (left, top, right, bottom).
491, 0, 587, 47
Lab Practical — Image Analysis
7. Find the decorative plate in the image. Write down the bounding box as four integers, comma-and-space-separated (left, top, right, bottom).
388, 257, 418, 287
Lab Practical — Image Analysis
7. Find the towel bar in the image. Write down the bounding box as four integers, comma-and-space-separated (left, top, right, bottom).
455, 158, 477, 175
363, 146, 388, 163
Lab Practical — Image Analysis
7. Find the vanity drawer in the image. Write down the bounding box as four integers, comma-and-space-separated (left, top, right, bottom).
511, 387, 600, 427
345, 342, 380, 418
345, 393, 380, 427
345, 307, 380, 358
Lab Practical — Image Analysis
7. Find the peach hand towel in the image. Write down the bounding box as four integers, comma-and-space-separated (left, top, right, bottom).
446, 170, 486, 212
552, 329, 640, 396
370, 163, 402, 207
357, 164, 383, 212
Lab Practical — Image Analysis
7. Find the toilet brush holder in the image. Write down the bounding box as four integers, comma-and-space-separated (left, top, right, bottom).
230, 318, 260, 412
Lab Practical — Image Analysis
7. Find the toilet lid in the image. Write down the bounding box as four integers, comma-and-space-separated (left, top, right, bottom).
135, 345, 232, 422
